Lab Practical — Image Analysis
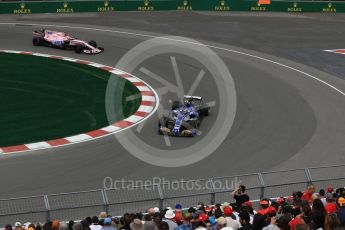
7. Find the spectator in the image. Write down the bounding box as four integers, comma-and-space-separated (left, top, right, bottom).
102, 218, 117, 230
52, 221, 61, 230
59, 223, 69, 230
336, 196, 345, 225
143, 222, 157, 230
302, 185, 316, 204
232, 186, 250, 206
277, 215, 291, 230
239, 211, 252, 230
311, 199, 327, 230
263, 216, 279, 230
73, 223, 83, 230
130, 219, 143, 230
68, 221, 75, 230
121, 214, 133, 230
163, 210, 178, 230
176, 213, 193, 230
296, 224, 310, 230
158, 222, 169, 230
301, 201, 313, 225
324, 213, 340, 230
257, 199, 270, 215
5, 224, 13, 230
15, 223, 23, 230
252, 214, 266, 230
207, 216, 217, 230
90, 216, 102, 230
223, 206, 239, 230
325, 194, 338, 214
216, 217, 227, 230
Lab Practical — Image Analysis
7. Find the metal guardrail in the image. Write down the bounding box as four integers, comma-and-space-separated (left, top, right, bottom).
0, 164, 345, 226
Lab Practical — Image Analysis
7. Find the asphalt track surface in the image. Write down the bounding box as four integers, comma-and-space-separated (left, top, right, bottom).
0, 12, 345, 198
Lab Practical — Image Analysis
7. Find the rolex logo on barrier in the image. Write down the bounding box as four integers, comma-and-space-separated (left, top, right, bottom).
14, 2, 31, 14
98, 0, 115, 12
177, 0, 192, 10
138, 0, 154, 11
288, 1, 302, 12
215, 0, 230, 11
251, 2, 266, 11
57, 0, 74, 13
323, 2, 336, 12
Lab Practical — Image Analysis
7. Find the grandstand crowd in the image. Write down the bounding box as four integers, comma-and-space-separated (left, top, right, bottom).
4, 184, 345, 230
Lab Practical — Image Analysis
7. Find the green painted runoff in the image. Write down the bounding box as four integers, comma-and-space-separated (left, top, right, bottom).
0, 53, 141, 147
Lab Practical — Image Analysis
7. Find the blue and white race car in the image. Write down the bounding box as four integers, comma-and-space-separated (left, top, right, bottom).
158, 96, 210, 137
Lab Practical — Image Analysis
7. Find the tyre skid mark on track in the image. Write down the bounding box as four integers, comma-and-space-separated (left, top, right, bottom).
0, 49, 159, 154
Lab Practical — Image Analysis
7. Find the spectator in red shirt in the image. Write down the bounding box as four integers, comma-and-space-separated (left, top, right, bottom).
325, 193, 337, 214
302, 185, 316, 204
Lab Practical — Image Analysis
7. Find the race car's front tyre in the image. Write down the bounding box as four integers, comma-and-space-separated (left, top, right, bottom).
75, 44, 84, 54
88, 40, 97, 48
172, 101, 181, 110
32, 37, 43, 46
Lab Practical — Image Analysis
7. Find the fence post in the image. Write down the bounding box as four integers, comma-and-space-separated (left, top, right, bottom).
258, 173, 265, 200
208, 178, 216, 205
156, 184, 164, 211
43, 195, 51, 222
304, 168, 313, 185
101, 189, 109, 214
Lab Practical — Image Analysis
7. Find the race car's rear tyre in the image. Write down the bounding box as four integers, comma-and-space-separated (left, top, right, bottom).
199, 107, 209, 116
88, 40, 97, 48
75, 44, 84, 54
172, 101, 181, 110
32, 37, 43, 46
189, 120, 200, 128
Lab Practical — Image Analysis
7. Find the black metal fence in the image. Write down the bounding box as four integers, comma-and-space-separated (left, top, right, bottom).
1, 164, 345, 227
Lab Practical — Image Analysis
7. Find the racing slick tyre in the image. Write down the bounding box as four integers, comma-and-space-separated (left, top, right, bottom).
189, 120, 200, 128
75, 44, 84, 54
199, 107, 209, 116
32, 37, 43, 46
172, 101, 181, 110
88, 40, 97, 48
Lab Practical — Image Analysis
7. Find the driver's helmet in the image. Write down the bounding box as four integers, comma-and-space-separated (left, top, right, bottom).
184, 98, 192, 106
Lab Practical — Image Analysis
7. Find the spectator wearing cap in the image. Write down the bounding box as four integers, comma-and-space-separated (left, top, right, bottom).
90, 216, 102, 230
232, 186, 250, 206
257, 199, 270, 216
302, 185, 316, 204
336, 196, 345, 225
222, 206, 239, 230
102, 218, 117, 230
174, 204, 183, 225
130, 219, 143, 230
238, 211, 252, 230
15, 222, 23, 230
325, 193, 337, 214
163, 210, 178, 230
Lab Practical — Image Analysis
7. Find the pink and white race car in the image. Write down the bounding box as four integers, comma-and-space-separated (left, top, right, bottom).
32, 29, 104, 54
